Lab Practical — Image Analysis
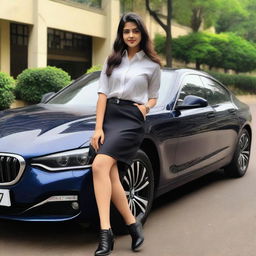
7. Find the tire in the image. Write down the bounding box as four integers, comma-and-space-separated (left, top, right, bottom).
224, 128, 251, 178
111, 149, 155, 234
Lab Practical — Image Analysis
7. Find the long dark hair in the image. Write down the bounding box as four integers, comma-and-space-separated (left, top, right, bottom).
106, 12, 162, 76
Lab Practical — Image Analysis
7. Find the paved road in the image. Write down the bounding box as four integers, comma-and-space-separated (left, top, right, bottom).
0, 104, 255, 256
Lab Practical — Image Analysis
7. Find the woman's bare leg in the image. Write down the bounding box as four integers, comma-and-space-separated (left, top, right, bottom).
110, 163, 136, 225
92, 154, 116, 229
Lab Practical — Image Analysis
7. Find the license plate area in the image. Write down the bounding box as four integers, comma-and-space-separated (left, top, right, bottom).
0, 189, 11, 207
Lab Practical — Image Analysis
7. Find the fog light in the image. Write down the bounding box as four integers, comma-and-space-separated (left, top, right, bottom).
71, 202, 79, 210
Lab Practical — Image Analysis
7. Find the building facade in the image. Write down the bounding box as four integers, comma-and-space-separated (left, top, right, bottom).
0, 0, 191, 79
0, 0, 120, 79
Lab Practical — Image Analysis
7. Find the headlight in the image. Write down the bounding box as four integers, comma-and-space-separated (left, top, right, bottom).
31, 147, 93, 171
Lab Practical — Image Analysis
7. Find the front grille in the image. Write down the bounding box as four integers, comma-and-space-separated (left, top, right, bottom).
0, 153, 25, 185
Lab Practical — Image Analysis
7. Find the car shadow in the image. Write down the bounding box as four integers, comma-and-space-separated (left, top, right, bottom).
0, 219, 97, 248
151, 169, 229, 211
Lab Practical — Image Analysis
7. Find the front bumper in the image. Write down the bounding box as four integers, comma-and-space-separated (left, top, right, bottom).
0, 165, 97, 222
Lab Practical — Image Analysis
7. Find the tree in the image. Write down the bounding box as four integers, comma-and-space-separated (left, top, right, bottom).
242, 0, 256, 42
219, 33, 256, 73
159, 32, 256, 72
216, 0, 256, 43
215, 0, 248, 33
146, 0, 173, 67
171, 32, 220, 70
173, 0, 222, 32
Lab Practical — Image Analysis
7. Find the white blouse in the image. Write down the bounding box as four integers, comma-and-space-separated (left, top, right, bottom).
97, 50, 161, 105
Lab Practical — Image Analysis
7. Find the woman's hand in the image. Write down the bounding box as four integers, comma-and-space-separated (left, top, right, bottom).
134, 103, 147, 118
91, 128, 105, 152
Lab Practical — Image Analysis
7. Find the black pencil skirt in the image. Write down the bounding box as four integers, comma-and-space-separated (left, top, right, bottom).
96, 98, 145, 166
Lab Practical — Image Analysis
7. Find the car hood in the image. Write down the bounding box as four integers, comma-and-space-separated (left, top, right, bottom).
0, 104, 96, 158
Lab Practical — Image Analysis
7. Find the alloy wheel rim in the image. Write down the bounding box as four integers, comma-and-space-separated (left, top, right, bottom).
238, 132, 250, 172
123, 160, 150, 218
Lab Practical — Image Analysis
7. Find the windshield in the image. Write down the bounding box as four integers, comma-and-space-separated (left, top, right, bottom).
47, 70, 177, 110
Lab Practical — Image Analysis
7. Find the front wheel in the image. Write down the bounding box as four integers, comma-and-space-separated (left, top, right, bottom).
111, 149, 154, 234
224, 128, 251, 178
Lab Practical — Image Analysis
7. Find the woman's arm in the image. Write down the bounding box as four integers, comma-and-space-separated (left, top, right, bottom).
144, 98, 157, 112
91, 93, 107, 151
134, 98, 157, 117
135, 64, 161, 116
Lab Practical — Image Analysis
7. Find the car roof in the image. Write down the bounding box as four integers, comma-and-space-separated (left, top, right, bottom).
162, 67, 210, 76
91, 67, 210, 77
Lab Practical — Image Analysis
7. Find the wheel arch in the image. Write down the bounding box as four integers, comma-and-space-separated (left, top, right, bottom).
140, 139, 160, 194
242, 124, 252, 144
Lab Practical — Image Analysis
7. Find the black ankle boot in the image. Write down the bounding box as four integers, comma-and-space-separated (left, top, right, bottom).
95, 228, 114, 256
127, 221, 144, 251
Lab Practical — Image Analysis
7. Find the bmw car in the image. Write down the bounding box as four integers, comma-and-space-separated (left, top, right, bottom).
0, 68, 252, 232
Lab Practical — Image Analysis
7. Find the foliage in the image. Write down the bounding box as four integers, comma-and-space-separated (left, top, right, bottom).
16, 66, 71, 104
155, 32, 256, 72
173, 32, 221, 69
121, 0, 223, 32
121, 0, 256, 43
208, 71, 256, 95
216, 0, 256, 43
215, 0, 247, 33
154, 34, 166, 55
173, 0, 222, 32
86, 65, 102, 74
0, 72, 15, 110
162, 32, 220, 69
217, 33, 256, 73
121, 0, 142, 13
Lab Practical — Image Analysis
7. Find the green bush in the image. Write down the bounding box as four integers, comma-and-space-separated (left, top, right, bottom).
16, 66, 71, 104
155, 32, 256, 72
0, 72, 15, 110
86, 65, 102, 74
154, 34, 166, 55
208, 71, 256, 95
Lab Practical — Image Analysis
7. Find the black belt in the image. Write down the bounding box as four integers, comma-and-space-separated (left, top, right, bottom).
107, 97, 137, 105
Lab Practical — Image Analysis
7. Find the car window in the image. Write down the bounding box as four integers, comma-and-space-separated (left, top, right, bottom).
178, 75, 206, 104
155, 70, 176, 108
200, 76, 230, 105
48, 76, 99, 107
47, 71, 177, 109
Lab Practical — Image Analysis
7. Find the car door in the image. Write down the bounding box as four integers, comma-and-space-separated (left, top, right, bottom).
173, 74, 217, 176
147, 70, 180, 183
200, 76, 240, 161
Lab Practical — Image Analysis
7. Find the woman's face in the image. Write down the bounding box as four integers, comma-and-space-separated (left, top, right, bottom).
123, 21, 141, 50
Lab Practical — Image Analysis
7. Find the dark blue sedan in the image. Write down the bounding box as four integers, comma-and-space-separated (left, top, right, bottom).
0, 69, 252, 232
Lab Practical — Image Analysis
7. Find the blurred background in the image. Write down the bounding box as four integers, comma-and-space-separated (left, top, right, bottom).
0, 0, 255, 109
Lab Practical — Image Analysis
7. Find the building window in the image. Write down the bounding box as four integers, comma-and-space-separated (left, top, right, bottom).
53, 0, 102, 9
48, 28, 92, 79
10, 23, 29, 78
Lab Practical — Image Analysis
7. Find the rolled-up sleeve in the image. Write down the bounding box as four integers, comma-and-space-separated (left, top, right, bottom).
148, 64, 161, 99
97, 58, 109, 96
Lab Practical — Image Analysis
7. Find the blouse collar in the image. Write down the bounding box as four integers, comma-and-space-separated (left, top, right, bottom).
123, 49, 145, 60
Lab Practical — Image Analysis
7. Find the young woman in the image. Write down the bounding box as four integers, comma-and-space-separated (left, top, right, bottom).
90, 12, 161, 256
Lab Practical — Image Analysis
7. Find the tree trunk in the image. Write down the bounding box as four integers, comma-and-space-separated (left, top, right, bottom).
145, 0, 173, 67
166, 30, 172, 67
196, 61, 201, 70
191, 8, 202, 32
166, 0, 172, 67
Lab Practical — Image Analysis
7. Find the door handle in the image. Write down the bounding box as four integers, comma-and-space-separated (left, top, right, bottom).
207, 112, 215, 118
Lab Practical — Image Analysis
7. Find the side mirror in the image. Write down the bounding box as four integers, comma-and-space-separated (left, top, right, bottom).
175, 95, 208, 110
40, 92, 56, 103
